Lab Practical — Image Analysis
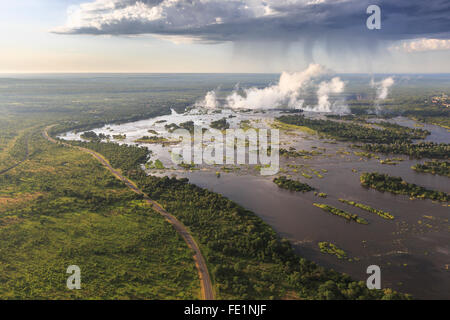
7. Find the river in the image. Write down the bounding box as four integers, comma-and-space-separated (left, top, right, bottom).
60, 110, 450, 299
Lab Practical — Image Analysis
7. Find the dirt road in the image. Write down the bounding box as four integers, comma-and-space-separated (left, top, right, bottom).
43, 126, 214, 300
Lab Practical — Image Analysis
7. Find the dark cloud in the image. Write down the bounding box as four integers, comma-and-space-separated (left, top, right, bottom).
53, 0, 450, 45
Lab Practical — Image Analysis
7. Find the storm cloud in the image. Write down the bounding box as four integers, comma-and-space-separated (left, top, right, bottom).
53, 0, 450, 47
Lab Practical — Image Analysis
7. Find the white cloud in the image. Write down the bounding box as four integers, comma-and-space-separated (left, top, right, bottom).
53, 0, 272, 35
52, 0, 450, 70
393, 38, 450, 52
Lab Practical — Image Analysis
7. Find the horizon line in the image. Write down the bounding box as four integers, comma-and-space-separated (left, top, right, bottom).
2, 71, 450, 75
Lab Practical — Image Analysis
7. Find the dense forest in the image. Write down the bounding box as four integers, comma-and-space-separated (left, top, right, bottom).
361, 142, 449, 159
373, 121, 430, 140
67, 140, 150, 175
277, 115, 428, 144
360, 172, 449, 202
279, 114, 449, 160
403, 107, 450, 129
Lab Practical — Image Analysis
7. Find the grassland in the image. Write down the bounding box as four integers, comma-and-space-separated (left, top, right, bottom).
0, 131, 200, 299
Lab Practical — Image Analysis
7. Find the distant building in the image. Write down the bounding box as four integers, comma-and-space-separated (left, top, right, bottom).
431, 93, 449, 108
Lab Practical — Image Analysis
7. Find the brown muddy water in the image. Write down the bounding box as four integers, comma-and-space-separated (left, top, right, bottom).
61, 110, 450, 299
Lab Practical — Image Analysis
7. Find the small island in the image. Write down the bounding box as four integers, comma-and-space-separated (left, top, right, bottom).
135, 136, 180, 146
412, 161, 449, 177
210, 118, 230, 131
313, 203, 368, 225
339, 199, 394, 220
360, 172, 449, 202
273, 176, 315, 192
318, 242, 349, 260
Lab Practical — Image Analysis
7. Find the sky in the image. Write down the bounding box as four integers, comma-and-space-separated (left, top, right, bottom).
1, 0, 450, 74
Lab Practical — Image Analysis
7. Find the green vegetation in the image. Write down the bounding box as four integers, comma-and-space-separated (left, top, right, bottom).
280, 147, 322, 158
80, 131, 99, 141
165, 121, 196, 133
379, 158, 404, 165
0, 132, 199, 299
0, 130, 30, 174
326, 114, 366, 121
273, 176, 315, 192
361, 142, 449, 159
0, 75, 216, 297
373, 121, 430, 140
302, 173, 313, 179
318, 242, 348, 260
146, 159, 165, 170
271, 120, 317, 135
135, 136, 180, 146
412, 161, 450, 177
131, 172, 406, 299
165, 123, 181, 133
112, 134, 126, 140
66, 140, 150, 175
210, 118, 230, 131
360, 172, 449, 202
315, 192, 328, 198
239, 120, 253, 131
80, 131, 110, 142
179, 163, 197, 170
403, 107, 450, 130
57, 138, 406, 299
277, 115, 427, 144
0, 74, 419, 300
179, 121, 195, 133
338, 199, 394, 220
353, 151, 379, 159
313, 204, 369, 225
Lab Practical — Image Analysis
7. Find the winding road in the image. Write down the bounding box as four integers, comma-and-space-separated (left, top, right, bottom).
43, 126, 214, 300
